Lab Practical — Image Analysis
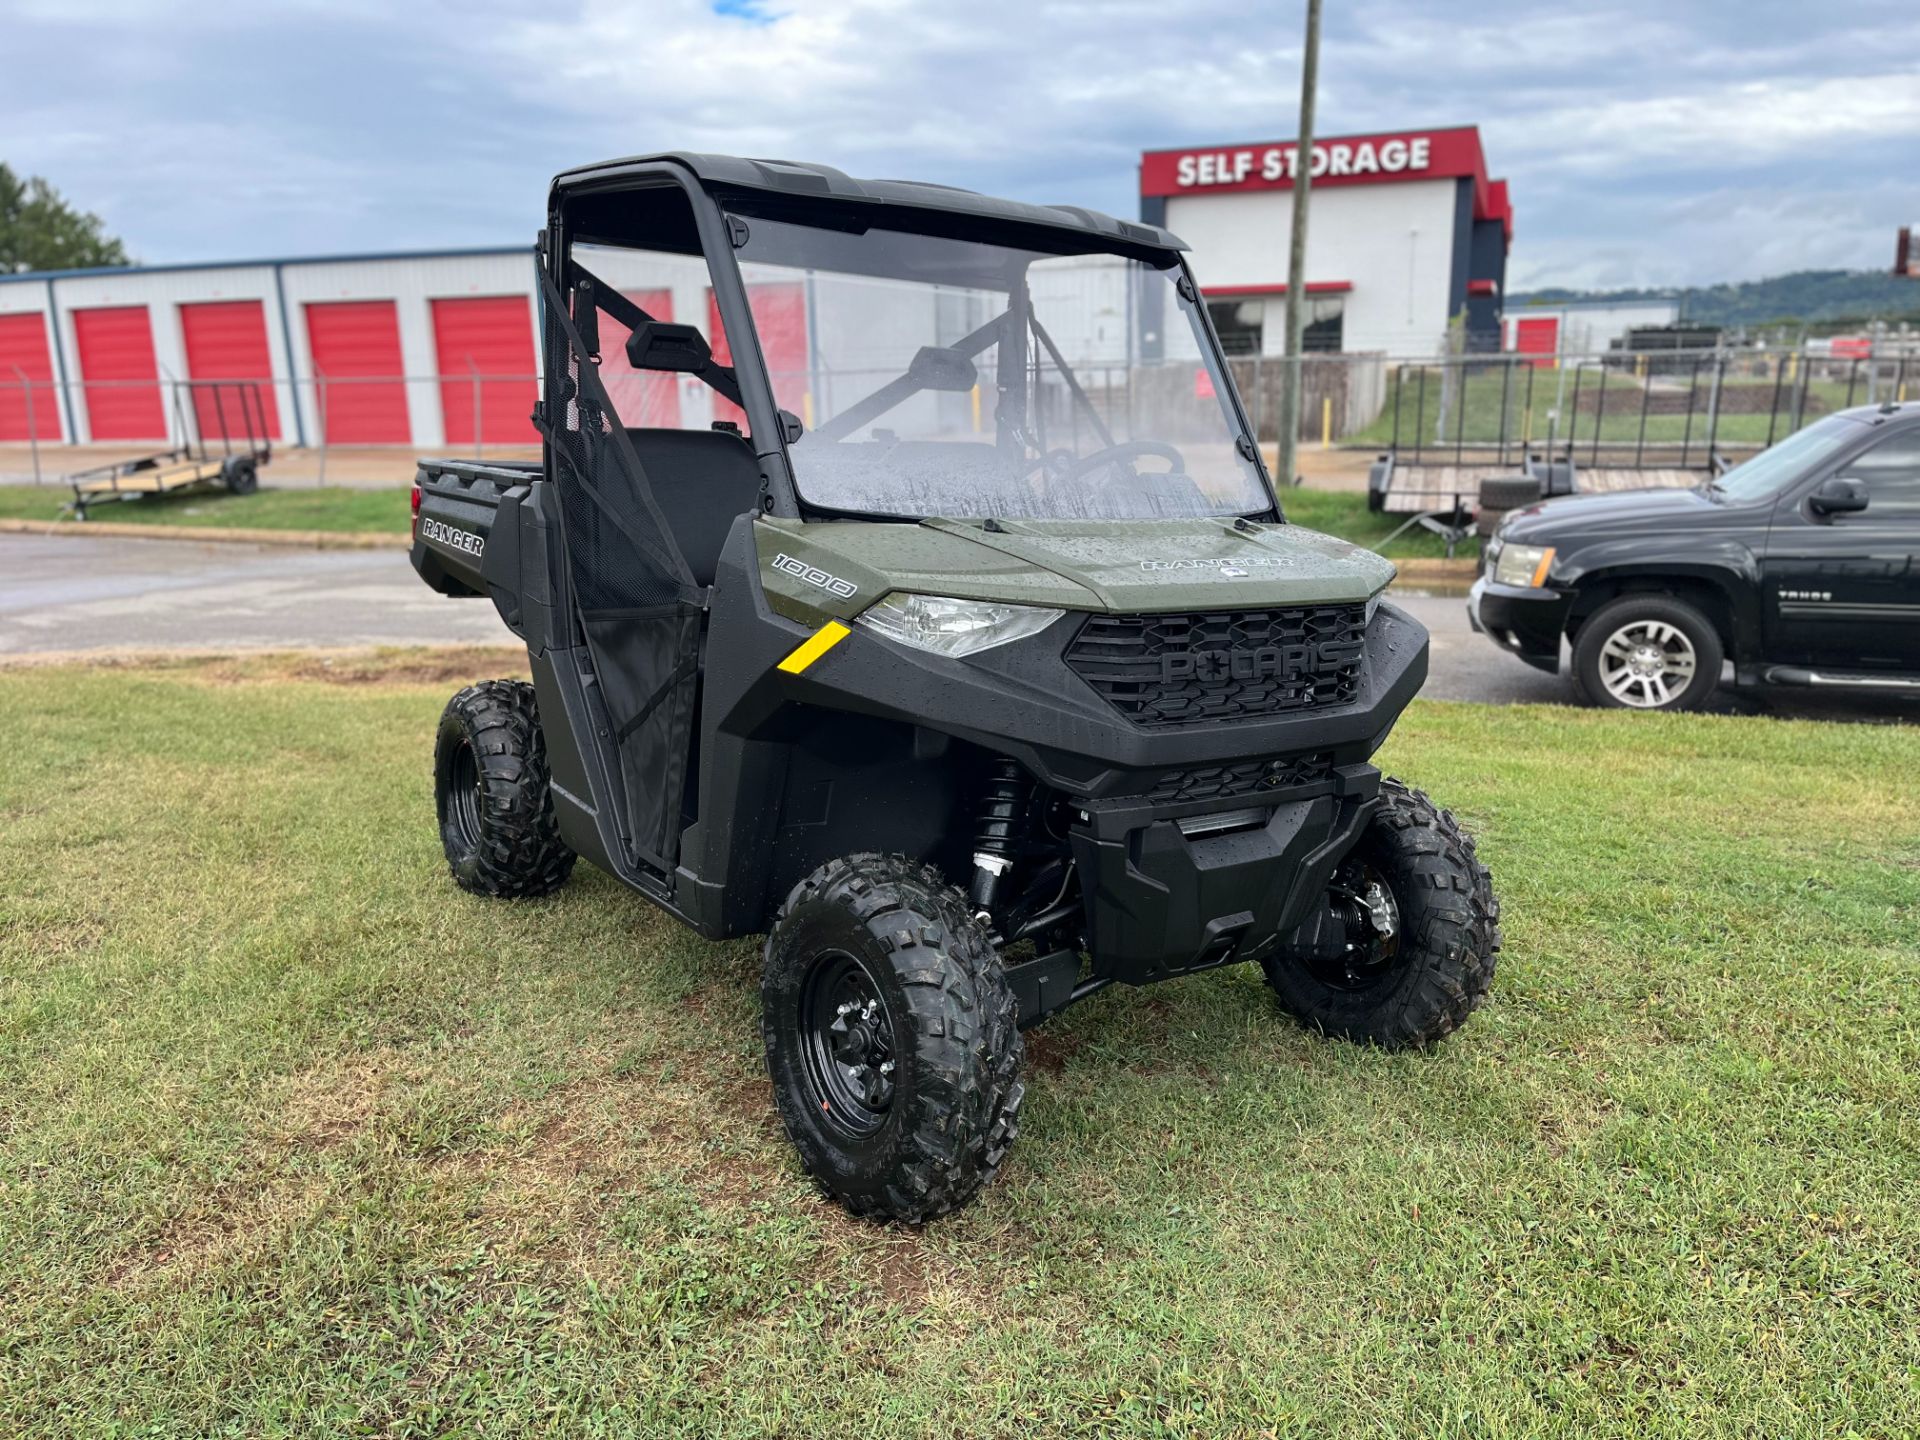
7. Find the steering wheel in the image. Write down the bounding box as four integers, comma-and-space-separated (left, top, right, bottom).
1040, 439, 1187, 485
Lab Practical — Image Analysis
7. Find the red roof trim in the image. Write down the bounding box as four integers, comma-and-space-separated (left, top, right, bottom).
1485, 178, 1513, 243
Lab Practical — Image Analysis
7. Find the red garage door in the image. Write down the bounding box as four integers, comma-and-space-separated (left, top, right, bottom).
180, 300, 281, 443
431, 296, 537, 446
597, 288, 680, 429
305, 300, 410, 443
75, 306, 166, 441
0, 312, 60, 441
1512, 315, 1559, 368
709, 284, 807, 434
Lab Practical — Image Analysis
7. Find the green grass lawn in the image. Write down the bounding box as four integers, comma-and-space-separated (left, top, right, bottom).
0, 483, 410, 535
3, 652, 1914, 1436
1346, 366, 1856, 454
1282, 485, 1475, 561
0, 479, 1460, 563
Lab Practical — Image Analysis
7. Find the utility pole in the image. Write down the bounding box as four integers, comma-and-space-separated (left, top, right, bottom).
1275, 0, 1322, 492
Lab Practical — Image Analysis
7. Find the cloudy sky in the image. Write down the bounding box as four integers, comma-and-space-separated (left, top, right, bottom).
4, 0, 1915, 290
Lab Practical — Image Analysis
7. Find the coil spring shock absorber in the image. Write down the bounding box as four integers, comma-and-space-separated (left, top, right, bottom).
968, 756, 1030, 922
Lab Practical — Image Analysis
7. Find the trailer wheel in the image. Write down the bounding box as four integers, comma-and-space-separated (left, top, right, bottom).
223, 459, 258, 496
1262, 779, 1499, 1050
763, 854, 1024, 1223
434, 680, 575, 898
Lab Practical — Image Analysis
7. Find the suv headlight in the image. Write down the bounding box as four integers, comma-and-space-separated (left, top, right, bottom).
857, 593, 1063, 658
1491, 542, 1556, 589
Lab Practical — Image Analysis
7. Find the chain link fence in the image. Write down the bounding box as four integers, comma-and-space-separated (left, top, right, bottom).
4, 339, 1915, 485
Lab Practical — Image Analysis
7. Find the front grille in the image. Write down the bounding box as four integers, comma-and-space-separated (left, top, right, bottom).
1145, 752, 1333, 805
1067, 606, 1367, 727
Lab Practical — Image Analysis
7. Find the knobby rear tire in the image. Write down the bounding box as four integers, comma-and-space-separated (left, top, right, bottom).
434, 680, 575, 899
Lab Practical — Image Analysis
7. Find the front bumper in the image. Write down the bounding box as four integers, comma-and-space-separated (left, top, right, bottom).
1069, 762, 1381, 986
1468, 576, 1573, 675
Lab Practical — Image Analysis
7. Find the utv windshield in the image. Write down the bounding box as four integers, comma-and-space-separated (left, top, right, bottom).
724, 205, 1272, 521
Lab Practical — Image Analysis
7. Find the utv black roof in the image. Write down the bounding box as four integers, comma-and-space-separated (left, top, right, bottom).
551, 152, 1187, 254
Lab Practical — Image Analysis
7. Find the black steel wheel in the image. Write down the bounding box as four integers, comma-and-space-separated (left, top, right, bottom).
433, 680, 575, 899
763, 854, 1024, 1223
1262, 779, 1500, 1049
444, 733, 483, 848
1298, 854, 1405, 992
224, 459, 258, 495
799, 949, 897, 1137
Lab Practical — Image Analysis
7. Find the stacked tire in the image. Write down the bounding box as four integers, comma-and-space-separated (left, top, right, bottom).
1476, 474, 1542, 537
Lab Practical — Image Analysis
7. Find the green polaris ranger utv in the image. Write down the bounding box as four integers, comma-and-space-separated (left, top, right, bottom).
411, 153, 1501, 1222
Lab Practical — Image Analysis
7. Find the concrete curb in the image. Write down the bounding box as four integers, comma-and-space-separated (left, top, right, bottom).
1390, 557, 1478, 587
0, 517, 408, 550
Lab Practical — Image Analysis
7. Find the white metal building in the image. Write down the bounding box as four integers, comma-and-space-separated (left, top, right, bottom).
1502, 297, 1683, 360
0, 246, 541, 448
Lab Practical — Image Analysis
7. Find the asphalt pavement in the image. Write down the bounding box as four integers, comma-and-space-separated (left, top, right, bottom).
1, 533, 1912, 723
0, 534, 510, 655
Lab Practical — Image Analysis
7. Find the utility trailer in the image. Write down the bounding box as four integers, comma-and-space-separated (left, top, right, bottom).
67, 381, 272, 519
1363, 353, 1763, 551
1364, 358, 1573, 555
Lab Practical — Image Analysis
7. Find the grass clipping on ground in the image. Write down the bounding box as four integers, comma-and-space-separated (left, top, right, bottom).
1, 652, 1914, 1437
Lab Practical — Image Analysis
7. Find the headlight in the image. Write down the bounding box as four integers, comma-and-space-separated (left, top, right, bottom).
1492, 542, 1556, 589
856, 593, 1064, 658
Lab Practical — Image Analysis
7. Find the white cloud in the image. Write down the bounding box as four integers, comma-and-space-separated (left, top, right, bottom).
1498, 72, 1920, 171
0, 0, 1913, 289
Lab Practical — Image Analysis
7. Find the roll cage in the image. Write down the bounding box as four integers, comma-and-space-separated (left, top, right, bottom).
540, 154, 1273, 529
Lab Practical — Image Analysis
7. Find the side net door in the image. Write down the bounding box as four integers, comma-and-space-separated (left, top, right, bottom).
537, 267, 706, 876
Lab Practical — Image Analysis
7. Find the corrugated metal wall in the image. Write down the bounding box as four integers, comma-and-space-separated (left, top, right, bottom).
430, 295, 538, 445
305, 300, 411, 443
180, 300, 282, 441
0, 311, 59, 441
73, 306, 166, 441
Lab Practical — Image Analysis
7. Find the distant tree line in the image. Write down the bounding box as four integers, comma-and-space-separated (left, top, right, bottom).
1, 163, 130, 274
1513, 269, 1920, 330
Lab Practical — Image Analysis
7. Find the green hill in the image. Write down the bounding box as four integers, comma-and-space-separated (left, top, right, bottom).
1513, 269, 1920, 330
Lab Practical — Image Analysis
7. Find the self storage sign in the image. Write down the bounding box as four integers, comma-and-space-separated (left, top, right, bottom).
1141, 127, 1481, 198
1176, 137, 1431, 188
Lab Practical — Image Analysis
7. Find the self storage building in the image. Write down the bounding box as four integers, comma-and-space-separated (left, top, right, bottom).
1140, 125, 1513, 358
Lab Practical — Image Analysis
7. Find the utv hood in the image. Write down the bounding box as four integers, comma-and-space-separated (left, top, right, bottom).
757, 516, 1395, 623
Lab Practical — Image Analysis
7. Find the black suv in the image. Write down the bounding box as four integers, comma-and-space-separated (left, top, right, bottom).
1469, 402, 1920, 710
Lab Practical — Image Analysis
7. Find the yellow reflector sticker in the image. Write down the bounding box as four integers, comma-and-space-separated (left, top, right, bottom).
777, 620, 852, 675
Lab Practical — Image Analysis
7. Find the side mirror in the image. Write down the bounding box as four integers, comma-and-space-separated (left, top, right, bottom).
626, 321, 712, 374
906, 345, 977, 393
1809, 476, 1870, 517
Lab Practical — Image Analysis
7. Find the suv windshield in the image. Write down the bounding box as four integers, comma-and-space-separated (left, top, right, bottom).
724, 206, 1271, 521
1714, 414, 1865, 502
